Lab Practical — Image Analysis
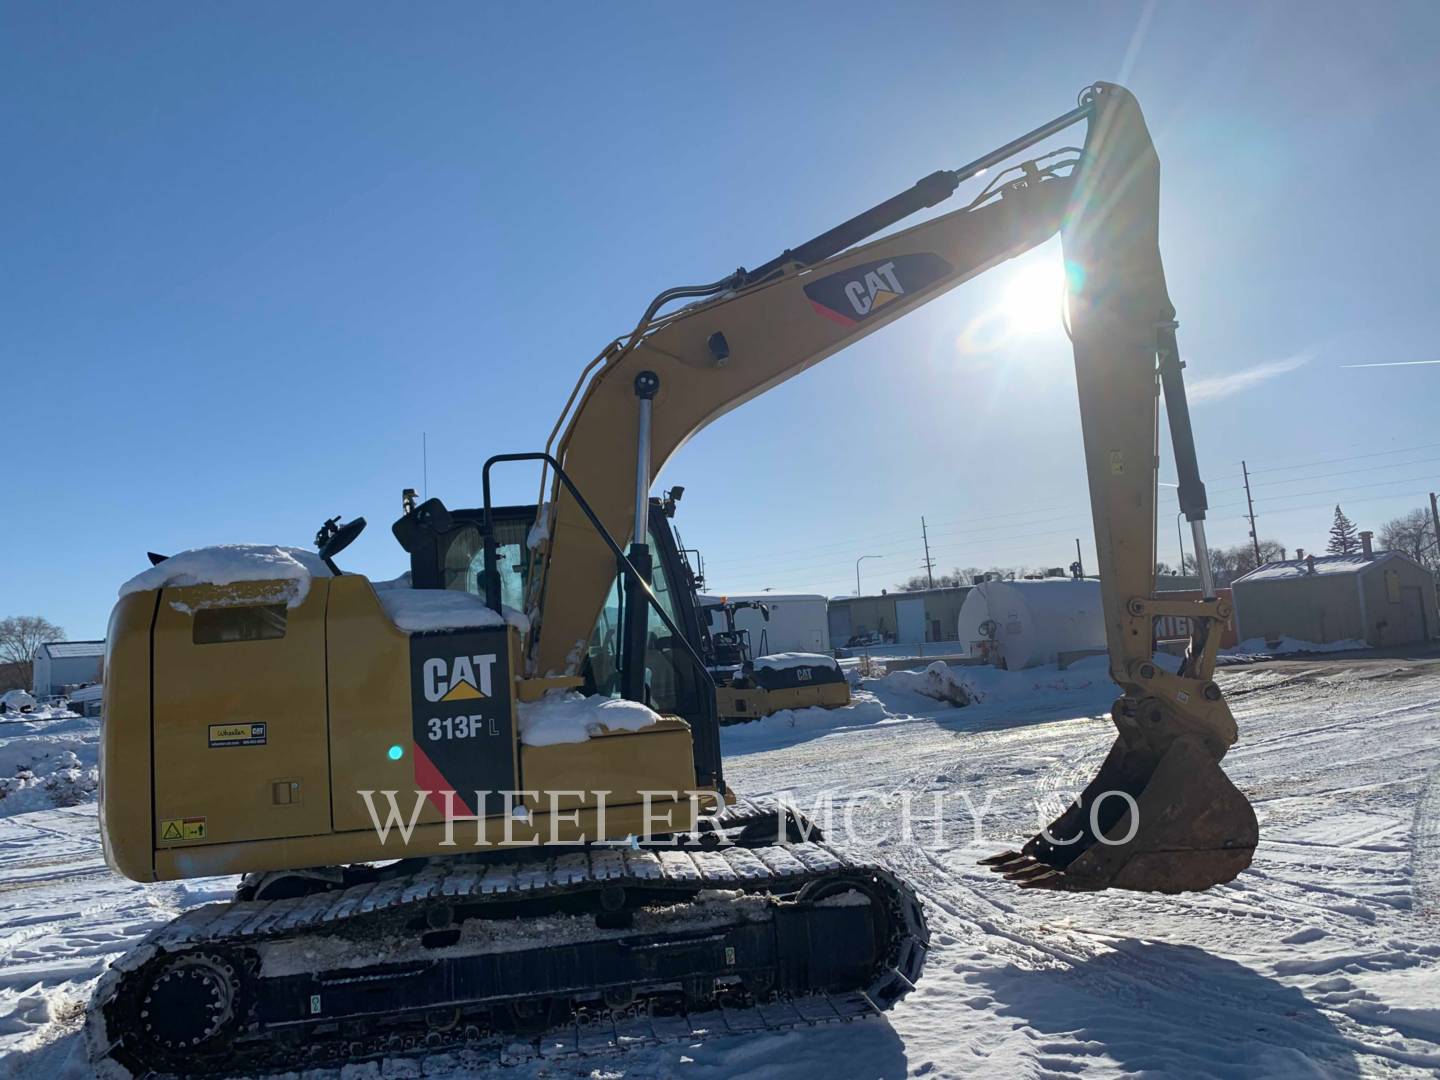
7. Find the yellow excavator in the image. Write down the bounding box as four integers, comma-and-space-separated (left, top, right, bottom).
699, 595, 853, 724
88, 83, 1257, 1075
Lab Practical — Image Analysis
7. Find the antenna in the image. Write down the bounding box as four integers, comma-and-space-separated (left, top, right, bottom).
422, 432, 429, 499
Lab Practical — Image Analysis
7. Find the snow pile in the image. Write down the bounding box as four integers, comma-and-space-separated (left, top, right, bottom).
1228, 636, 1367, 656
516, 692, 662, 747
373, 577, 530, 635
0, 716, 99, 815
1, 703, 79, 722
879, 660, 973, 705
118, 544, 331, 607
0, 690, 37, 715
878, 657, 1110, 707
752, 652, 840, 673
722, 690, 897, 752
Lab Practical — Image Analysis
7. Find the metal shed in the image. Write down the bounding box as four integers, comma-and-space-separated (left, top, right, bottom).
828, 586, 972, 647
32, 640, 105, 696
1231, 550, 1437, 649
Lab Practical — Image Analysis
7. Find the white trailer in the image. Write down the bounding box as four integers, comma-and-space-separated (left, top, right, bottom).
704, 593, 831, 656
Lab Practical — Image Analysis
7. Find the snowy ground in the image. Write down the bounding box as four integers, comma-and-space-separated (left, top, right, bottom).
1, 656, 1438, 1077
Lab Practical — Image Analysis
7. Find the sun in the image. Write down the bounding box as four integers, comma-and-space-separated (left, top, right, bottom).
1001, 261, 1067, 336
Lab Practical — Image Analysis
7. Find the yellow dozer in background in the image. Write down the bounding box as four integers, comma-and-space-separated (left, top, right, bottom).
88, 83, 1257, 1076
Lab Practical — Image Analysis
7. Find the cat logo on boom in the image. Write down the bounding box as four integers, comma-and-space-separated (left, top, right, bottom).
843, 261, 904, 316
803, 252, 953, 328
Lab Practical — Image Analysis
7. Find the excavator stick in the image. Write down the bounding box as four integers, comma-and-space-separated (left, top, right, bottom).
983, 82, 1259, 893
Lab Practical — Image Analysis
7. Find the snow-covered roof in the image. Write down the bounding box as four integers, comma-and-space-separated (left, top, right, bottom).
119, 544, 331, 607
1235, 551, 1400, 584
38, 641, 105, 659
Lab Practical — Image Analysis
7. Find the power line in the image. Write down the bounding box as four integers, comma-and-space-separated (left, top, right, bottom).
1245, 440, 1440, 477
702, 502, 1092, 574
1253, 473, 1440, 506
715, 531, 1097, 592
710, 518, 1097, 583
1248, 454, 1440, 490
706, 441, 1440, 587
1212, 488, 1432, 524
1230, 434, 1440, 471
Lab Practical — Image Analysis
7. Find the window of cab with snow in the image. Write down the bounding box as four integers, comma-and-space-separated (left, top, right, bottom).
192, 604, 288, 644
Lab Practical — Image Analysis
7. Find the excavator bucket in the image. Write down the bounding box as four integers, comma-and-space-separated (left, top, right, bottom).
981, 721, 1258, 894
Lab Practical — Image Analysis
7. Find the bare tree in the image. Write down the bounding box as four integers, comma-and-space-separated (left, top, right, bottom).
0, 616, 65, 692
894, 568, 973, 591
1380, 508, 1438, 572
1209, 539, 1287, 576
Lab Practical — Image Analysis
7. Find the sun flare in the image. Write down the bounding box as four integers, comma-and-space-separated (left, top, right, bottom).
1001, 261, 1067, 335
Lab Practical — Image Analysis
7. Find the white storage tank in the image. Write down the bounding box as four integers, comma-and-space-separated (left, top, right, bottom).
956, 579, 1105, 669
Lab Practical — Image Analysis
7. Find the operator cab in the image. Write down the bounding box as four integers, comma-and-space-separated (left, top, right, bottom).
390, 495, 716, 735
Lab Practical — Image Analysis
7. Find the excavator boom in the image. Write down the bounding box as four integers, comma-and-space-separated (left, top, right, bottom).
530, 82, 1257, 892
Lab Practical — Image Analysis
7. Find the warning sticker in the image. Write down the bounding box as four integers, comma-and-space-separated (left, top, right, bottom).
159, 817, 207, 843
209, 722, 267, 748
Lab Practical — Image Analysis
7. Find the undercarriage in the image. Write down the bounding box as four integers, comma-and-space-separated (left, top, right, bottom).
87, 802, 927, 1077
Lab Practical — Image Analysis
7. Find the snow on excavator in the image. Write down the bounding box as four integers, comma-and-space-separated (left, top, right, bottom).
88, 83, 1256, 1076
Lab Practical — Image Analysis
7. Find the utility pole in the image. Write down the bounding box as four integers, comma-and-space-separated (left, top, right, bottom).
1242, 459, 1261, 565
921, 517, 935, 589
1429, 492, 1440, 563
1074, 538, 1084, 579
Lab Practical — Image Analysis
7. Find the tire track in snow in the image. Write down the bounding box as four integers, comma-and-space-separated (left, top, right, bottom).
1413, 766, 1440, 921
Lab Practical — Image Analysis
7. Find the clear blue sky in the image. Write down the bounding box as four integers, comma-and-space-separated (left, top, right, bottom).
4, 2, 1438, 637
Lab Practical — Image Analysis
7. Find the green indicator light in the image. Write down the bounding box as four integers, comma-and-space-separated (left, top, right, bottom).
388, 745, 404, 761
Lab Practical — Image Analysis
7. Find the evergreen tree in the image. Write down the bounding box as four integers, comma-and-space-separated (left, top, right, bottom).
1327, 505, 1359, 555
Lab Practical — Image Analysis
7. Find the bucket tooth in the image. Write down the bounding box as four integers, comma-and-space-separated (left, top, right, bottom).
978, 850, 1025, 867
1014, 869, 1063, 889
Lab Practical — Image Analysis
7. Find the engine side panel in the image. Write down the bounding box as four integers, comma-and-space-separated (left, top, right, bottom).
100, 575, 708, 882
152, 581, 334, 849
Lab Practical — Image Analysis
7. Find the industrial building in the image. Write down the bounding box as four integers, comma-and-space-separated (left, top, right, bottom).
32, 640, 104, 697
1231, 546, 1438, 648
828, 585, 972, 647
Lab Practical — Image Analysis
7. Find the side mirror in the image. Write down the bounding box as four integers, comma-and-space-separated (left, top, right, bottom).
316, 515, 368, 574
412, 498, 453, 535
390, 497, 454, 554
